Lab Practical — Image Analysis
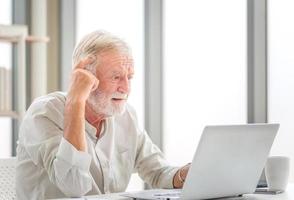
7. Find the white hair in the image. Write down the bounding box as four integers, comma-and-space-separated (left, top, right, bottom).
72, 30, 131, 68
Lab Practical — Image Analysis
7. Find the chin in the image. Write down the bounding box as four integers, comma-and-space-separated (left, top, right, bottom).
104, 104, 126, 117
112, 106, 126, 116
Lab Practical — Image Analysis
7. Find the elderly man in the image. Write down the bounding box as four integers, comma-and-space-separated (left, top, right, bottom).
16, 31, 190, 200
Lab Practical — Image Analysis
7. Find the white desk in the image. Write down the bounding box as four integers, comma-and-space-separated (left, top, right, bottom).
52, 184, 294, 200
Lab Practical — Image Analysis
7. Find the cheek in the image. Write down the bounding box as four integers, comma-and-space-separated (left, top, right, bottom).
98, 81, 118, 94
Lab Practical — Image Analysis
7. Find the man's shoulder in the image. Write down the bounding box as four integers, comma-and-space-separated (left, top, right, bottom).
26, 91, 66, 118
33, 91, 66, 104
30, 91, 66, 108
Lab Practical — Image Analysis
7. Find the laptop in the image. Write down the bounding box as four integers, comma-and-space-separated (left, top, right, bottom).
122, 123, 279, 200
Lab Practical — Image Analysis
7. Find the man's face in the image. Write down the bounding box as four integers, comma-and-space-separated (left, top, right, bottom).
87, 50, 134, 116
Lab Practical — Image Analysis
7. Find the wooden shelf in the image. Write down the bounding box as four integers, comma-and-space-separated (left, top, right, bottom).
0, 25, 28, 120
0, 111, 19, 119
0, 35, 50, 43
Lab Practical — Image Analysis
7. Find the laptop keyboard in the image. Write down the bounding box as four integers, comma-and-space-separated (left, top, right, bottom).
153, 191, 182, 199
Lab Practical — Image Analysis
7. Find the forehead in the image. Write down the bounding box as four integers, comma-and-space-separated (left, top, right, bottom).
97, 50, 134, 73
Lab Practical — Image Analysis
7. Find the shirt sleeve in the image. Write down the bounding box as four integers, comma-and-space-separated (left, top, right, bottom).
53, 137, 93, 197
134, 130, 180, 189
21, 100, 93, 197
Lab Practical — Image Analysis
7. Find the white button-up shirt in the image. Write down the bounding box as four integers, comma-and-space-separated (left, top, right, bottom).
16, 92, 179, 200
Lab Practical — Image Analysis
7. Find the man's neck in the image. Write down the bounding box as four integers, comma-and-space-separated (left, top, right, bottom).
85, 103, 106, 138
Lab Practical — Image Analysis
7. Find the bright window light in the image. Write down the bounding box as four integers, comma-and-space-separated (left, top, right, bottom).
163, 0, 247, 166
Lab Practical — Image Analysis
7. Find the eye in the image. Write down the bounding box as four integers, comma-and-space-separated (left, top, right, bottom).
112, 75, 120, 81
128, 76, 133, 80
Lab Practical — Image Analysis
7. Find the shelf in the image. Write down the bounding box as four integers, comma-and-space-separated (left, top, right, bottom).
0, 35, 50, 43
0, 111, 19, 119
0, 24, 28, 119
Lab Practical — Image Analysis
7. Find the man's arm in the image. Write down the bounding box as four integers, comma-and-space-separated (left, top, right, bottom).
17, 95, 97, 197
49, 58, 98, 196
134, 130, 179, 188
64, 97, 87, 151
64, 58, 99, 151
134, 129, 191, 189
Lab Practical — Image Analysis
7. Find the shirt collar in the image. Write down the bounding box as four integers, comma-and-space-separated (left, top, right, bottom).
85, 119, 98, 142
85, 118, 111, 142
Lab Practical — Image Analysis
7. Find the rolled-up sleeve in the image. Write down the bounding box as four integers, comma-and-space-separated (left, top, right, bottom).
22, 100, 93, 197
53, 137, 92, 197
25, 123, 93, 197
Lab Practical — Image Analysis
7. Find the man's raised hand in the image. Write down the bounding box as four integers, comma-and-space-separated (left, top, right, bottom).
67, 57, 99, 103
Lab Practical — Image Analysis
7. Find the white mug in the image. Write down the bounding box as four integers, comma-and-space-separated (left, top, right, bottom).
265, 156, 290, 191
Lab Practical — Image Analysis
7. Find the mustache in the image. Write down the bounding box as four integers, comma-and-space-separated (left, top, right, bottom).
92, 89, 128, 100
111, 92, 128, 100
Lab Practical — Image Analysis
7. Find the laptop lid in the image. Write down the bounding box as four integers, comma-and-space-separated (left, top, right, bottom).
181, 123, 279, 200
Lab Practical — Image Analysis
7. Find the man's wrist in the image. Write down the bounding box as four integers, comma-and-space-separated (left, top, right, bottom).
178, 167, 185, 184
66, 94, 87, 106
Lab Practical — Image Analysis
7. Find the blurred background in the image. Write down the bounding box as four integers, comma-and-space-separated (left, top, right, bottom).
0, 0, 294, 190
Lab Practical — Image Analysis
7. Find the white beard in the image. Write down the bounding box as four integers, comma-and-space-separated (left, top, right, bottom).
87, 89, 127, 116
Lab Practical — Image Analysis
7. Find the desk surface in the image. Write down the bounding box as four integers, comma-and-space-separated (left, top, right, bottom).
53, 184, 294, 200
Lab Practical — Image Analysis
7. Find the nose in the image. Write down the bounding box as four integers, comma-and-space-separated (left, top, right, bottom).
118, 76, 130, 94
